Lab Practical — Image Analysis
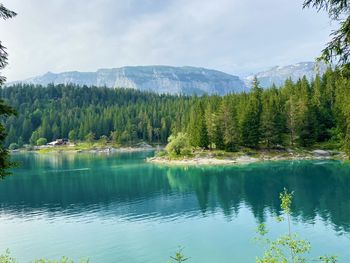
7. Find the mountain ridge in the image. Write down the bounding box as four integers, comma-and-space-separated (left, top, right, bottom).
8, 62, 330, 94
9, 65, 247, 96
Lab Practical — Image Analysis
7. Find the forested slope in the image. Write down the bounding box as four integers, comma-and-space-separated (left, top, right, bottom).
1, 85, 192, 146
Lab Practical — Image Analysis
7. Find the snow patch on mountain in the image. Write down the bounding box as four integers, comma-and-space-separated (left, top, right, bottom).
244, 62, 328, 88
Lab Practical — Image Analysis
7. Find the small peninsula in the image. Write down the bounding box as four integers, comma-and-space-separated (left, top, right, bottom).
148, 148, 347, 166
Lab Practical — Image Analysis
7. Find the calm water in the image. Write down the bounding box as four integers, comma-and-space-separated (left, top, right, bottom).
1, 152, 350, 262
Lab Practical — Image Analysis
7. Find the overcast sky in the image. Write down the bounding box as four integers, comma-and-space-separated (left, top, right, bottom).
0, 0, 334, 81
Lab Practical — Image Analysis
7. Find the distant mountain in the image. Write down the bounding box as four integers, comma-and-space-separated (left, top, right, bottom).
9, 62, 331, 94
9, 66, 248, 96
244, 62, 328, 89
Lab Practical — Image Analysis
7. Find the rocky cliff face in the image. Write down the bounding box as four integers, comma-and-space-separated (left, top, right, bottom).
12, 66, 248, 95
10, 62, 331, 94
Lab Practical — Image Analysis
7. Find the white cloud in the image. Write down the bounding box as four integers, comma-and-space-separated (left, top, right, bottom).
0, 0, 333, 81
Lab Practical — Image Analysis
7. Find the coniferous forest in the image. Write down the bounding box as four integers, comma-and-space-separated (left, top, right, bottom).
2, 66, 350, 155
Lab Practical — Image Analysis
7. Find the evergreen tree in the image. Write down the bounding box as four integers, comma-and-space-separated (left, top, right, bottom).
283, 79, 296, 146
68, 130, 77, 142
0, 4, 17, 177
30, 130, 40, 146
295, 77, 317, 147
188, 102, 209, 148
219, 97, 239, 151
241, 77, 262, 148
312, 74, 333, 141
261, 88, 284, 148
85, 132, 95, 143
303, 0, 350, 65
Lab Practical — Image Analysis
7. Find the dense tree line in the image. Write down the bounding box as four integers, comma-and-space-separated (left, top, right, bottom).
1, 84, 192, 147
2, 67, 350, 154
183, 67, 350, 155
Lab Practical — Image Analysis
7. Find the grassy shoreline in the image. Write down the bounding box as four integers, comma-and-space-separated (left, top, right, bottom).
10, 142, 157, 154
10, 143, 349, 166
147, 148, 348, 166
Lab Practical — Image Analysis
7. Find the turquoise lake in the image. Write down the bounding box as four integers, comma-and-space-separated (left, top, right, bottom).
1, 152, 350, 262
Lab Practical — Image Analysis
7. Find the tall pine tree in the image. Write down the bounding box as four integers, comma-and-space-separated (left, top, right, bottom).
241, 77, 262, 148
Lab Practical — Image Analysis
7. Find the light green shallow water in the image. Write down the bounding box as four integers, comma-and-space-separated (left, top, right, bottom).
0, 152, 349, 262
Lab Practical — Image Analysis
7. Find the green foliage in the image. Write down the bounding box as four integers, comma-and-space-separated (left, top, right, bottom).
0, 5, 17, 86
165, 133, 192, 157
99, 135, 108, 145
167, 247, 189, 263
219, 97, 240, 151
241, 78, 263, 148
280, 188, 293, 214
344, 124, 350, 157
318, 256, 337, 263
0, 250, 17, 263
156, 149, 167, 157
110, 131, 121, 144
303, 0, 349, 65
33, 257, 89, 263
68, 130, 77, 142
84, 132, 95, 143
256, 188, 337, 263
36, 138, 47, 146
2, 85, 189, 147
30, 130, 39, 146
8, 143, 18, 150
0, 251, 89, 263
0, 4, 17, 178
261, 88, 284, 148
187, 102, 208, 148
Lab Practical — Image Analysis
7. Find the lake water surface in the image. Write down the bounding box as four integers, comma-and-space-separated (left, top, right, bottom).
1, 152, 350, 262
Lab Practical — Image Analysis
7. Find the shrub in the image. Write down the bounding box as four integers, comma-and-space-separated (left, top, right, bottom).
168, 247, 188, 263
180, 147, 192, 156
8, 143, 19, 150
68, 130, 77, 142
0, 250, 16, 263
256, 188, 337, 263
36, 138, 47, 146
84, 132, 95, 143
99, 135, 108, 145
165, 133, 192, 157
156, 150, 167, 157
